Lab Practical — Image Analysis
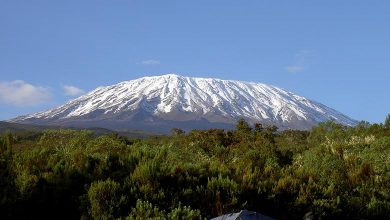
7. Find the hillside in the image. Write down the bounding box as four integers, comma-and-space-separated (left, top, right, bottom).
10, 74, 357, 132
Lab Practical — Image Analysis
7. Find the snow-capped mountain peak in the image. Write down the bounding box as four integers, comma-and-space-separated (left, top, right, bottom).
11, 74, 357, 131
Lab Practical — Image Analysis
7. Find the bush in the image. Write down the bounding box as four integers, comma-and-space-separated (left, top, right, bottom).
88, 179, 126, 219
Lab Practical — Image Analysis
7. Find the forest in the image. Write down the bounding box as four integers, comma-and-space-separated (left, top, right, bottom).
1, 116, 390, 219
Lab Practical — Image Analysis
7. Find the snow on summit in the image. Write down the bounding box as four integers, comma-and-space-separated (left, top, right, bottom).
11, 74, 357, 131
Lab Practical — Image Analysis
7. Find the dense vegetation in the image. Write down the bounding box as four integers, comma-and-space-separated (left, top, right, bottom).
1, 116, 390, 219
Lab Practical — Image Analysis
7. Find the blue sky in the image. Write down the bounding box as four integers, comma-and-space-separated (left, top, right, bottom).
0, 1, 389, 123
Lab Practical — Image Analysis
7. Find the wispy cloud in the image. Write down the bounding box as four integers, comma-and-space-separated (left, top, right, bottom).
285, 50, 312, 73
140, 59, 160, 65
285, 65, 305, 73
0, 80, 51, 106
62, 85, 85, 96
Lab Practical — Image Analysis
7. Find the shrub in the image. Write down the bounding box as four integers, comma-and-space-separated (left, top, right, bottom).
87, 179, 126, 219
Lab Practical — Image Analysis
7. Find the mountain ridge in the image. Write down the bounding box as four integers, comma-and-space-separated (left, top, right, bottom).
10, 74, 357, 132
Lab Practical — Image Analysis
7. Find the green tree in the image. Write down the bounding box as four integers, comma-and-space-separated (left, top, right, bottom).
171, 128, 185, 136
167, 203, 202, 220
385, 114, 390, 129
254, 123, 264, 133
236, 118, 252, 133
126, 200, 165, 220
2, 132, 14, 155
0, 134, 17, 214
88, 179, 126, 219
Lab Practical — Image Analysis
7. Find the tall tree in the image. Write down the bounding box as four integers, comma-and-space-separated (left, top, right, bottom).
236, 118, 252, 133
385, 113, 390, 129
254, 123, 264, 133
171, 128, 185, 136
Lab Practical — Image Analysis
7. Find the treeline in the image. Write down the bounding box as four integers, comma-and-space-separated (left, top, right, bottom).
1, 116, 390, 219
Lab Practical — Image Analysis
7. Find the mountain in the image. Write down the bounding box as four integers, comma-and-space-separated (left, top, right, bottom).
0, 121, 55, 133
0, 121, 155, 139
10, 74, 357, 132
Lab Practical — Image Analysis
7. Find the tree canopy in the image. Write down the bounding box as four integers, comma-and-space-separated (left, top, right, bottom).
1, 117, 390, 219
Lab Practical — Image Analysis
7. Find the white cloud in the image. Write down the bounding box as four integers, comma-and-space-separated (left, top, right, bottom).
294, 50, 311, 60
140, 59, 160, 65
285, 50, 312, 73
285, 65, 305, 73
62, 85, 85, 96
0, 80, 51, 106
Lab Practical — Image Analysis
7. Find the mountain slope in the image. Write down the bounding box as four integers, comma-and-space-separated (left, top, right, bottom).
0, 121, 156, 138
10, 74, 357, 132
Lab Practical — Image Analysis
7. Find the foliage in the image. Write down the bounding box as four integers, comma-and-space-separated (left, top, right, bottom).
87, 179, 126, 219
1, 116, 390, 219
385, 113, 390, 129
